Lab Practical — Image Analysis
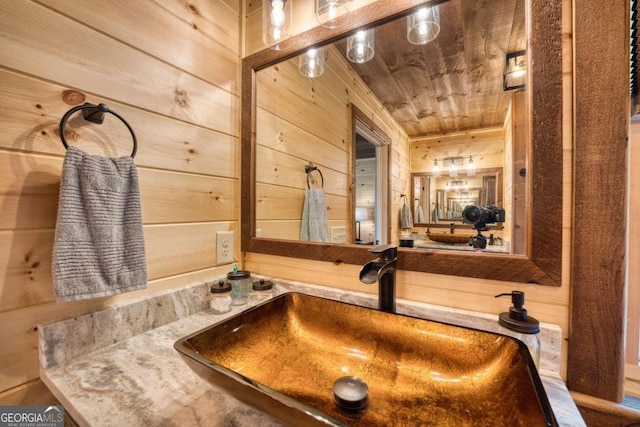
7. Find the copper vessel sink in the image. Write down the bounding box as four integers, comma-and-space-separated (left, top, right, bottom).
175, 293, 557, 426
426, 232, 473, 244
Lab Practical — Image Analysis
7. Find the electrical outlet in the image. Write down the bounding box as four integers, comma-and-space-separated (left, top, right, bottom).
331, 226, 347, 244
255, 228, 262, 237
216, 231, 234, 265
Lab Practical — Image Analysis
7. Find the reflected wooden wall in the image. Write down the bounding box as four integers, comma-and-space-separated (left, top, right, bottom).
255, 47, 409, 243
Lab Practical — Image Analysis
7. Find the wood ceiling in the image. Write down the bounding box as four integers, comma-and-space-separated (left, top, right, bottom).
336, 0, 525, 138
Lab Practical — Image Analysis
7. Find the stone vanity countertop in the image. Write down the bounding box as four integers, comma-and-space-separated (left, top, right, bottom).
40, 279, 585, 427
413, 240, 510, 253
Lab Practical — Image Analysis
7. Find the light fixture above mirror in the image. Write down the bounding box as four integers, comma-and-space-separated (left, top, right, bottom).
262, 0, 292, 50
467, 156, 475, 177
434, 156, 477, 178
407, 4, 441, 45
347, 29, 375, 63
316, 0, 351, 28
299, 47, 326, 78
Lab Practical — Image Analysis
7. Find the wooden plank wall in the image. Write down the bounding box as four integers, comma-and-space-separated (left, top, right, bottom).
255, 46, 410, 243
0, 0, 241, 403
410, 127, 505, 172
244, 0, 574, 379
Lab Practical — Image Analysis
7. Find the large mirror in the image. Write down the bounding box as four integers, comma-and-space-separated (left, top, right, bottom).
242, 0, 562, 286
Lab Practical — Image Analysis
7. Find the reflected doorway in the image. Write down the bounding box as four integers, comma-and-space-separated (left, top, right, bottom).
353, 107, 390, 245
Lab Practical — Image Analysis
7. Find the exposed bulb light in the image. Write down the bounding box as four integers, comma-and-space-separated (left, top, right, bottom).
449, 158, 458, 178
299, 47, 325, 78
316, 0, 350, 28
263, 0, 291, 50
271, 0, 285, 26
407, 5, 440, 45
433, 158, 440, 177
467, 155, 475, 177
346, 29, 374, 63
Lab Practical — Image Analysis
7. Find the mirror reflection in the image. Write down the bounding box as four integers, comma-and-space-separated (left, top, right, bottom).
254, 0, 526, 255
413, 168, 503, 224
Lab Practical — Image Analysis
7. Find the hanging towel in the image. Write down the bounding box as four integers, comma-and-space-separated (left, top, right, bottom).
415, 204, 426, 223
432, 205, 439, 223
401, 201, 413, 229
300, 188, 329, 242
52, 146, 147, 302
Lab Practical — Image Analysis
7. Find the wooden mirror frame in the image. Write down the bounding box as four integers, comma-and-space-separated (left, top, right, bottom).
241, 0, 562, 286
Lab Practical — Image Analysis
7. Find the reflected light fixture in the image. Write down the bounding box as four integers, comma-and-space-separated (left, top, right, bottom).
449, 158, 458, 178
299, 47, 326, 78
467, 155, 475, 177
503, 50, 527, 90
346, 29, 374, 63
433, 158, 440, 177
316, 0, 350, 28
407, 5, 440, 45
262, 0, 292, 50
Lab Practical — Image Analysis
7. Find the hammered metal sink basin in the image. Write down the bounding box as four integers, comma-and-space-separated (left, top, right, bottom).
175, 292, 557, 427
426, 232, 473, 244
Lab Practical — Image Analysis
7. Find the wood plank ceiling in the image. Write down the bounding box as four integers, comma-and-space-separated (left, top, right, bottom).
336, 0, 525, 138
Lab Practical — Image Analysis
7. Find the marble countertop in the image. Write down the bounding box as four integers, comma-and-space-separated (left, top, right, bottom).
413, 240, 510, 253
40, 279, 585, 426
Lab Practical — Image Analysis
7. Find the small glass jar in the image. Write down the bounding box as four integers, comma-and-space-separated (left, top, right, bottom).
252, 278, 274, 302
205, 280, 232, 314
228, 270, 252, 306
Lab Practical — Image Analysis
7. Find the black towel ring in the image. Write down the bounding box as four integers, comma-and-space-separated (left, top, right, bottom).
305, 165, 324, 189
59, 103, 137, 158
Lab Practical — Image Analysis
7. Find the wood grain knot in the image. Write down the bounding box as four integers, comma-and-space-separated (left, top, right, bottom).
62, 90, 86, 105
188, 3, 200, 15
174, 89, 190, 108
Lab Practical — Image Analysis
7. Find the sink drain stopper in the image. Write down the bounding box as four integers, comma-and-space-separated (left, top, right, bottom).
333, 376, 369, 411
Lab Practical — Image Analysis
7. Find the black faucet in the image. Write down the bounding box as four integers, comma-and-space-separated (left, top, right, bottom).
359, 245, 397, 313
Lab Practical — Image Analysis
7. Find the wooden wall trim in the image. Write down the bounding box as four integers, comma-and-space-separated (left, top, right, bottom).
0, 380, 55, 406
568, 0, 629, 402
571, 392, 640, 425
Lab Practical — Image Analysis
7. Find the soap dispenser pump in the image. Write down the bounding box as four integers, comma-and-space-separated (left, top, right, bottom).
495, 291, 540, 368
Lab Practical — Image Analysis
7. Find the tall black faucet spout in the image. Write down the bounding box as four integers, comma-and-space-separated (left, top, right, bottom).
359, 245, 397, 314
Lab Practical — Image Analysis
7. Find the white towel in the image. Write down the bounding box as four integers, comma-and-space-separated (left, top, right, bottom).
300, 188, 329, 242
52, 147, 147, 302
415, 204, 426, 223
401, 202, 413, 229
432, 206, 439, 223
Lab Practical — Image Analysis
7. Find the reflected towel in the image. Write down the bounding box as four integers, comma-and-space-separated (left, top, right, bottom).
415, 204, 426, 223
401, 202, 413, 229
52, 147, 147, 302
300, 188, 329, 242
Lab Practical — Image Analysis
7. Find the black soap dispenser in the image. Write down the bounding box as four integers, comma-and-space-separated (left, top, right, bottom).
495, 291, 541, 368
